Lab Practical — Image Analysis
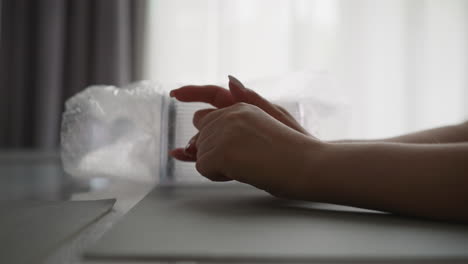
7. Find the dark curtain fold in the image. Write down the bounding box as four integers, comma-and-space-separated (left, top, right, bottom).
0, 0, 146, 149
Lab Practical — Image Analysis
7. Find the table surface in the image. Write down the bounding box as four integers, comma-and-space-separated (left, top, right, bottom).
0, 150, 154, 264
2, 151, 468, 264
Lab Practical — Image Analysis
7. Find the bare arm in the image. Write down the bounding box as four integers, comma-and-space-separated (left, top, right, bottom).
333, 121, 468, 144
170, 76, 468, 223
302, 141, 468, 222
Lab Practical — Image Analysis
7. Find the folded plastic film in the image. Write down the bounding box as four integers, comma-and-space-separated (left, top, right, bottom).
61, 81, 167, 182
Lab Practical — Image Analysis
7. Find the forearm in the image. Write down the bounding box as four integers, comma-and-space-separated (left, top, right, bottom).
331, 121, 468, 144
303, 141, 468, 222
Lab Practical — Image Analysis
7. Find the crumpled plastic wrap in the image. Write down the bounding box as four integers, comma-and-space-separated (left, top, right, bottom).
61, 81, 165, 182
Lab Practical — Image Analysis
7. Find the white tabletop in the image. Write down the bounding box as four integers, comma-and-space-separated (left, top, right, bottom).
0, 151, 154, 264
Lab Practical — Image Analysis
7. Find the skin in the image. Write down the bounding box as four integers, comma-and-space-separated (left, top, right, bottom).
169, 75, 468, 223
333, 122, 468, 144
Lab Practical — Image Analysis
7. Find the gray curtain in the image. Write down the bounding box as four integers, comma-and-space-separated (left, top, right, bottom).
0, 0, 146, 149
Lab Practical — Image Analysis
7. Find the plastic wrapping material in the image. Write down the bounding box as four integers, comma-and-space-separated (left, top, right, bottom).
61, 81, 165, 182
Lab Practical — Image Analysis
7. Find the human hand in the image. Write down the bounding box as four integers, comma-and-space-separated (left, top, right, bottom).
170, 76, 312, 161
188, 101, 320, 197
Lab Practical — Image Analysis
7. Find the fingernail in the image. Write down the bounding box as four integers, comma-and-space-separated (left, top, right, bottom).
228, 75, 246, 90
184, 137, 195, 150
184, 143, 192, 157
169, 90, 176, 97
184, 137, 197, 157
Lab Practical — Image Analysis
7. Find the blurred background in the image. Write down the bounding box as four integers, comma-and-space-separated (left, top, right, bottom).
1, 0, 468, 150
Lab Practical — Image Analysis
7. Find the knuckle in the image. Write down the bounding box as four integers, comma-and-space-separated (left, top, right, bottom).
234, 102, 259, 115
193, 109, 213, 128
225, 107, 252, 121
235, 102, 249, 108
225, 111, 243, 123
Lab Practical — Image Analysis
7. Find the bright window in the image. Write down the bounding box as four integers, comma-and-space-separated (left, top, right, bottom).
142, 0, 468, 139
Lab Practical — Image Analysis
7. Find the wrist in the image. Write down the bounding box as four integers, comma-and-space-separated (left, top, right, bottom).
294, 137, 334, 201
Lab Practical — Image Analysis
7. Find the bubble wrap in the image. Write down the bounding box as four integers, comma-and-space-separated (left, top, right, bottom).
61, 81, 165, 182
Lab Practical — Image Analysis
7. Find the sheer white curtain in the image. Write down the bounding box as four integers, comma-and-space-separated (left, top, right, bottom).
142, 0, 468, 139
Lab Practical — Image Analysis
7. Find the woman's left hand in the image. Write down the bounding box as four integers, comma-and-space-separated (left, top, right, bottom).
169, 76, 313, 161
186, 100, 320, 198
